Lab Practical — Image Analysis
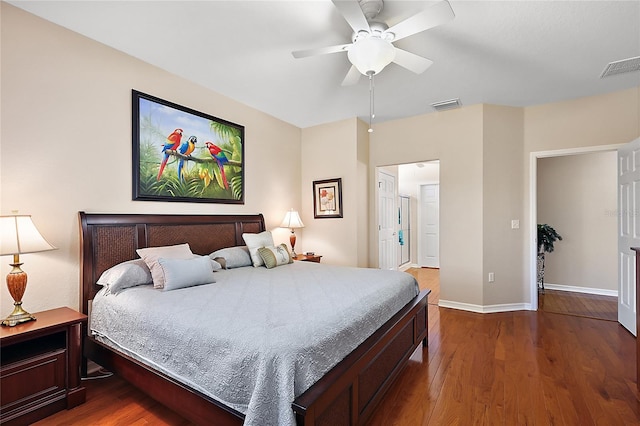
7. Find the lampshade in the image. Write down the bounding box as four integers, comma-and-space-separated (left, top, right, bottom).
280, 209, 304, 229
0, 215, 56, 256
347, 36, 396, 76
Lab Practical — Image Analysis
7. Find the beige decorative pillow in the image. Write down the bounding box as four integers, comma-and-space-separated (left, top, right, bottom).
257, 244, 293, 269
136, 243, 194, 289
242, 231, 275, 267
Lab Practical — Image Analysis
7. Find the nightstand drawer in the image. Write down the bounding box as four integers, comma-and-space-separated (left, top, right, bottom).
0, 348, 66, 419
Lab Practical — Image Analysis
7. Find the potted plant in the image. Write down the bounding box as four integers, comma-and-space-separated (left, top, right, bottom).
537, 224, 562, 292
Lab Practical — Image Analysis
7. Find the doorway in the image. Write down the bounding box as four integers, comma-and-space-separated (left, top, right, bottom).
530, 145, 621, 315
375, 161, 439, 270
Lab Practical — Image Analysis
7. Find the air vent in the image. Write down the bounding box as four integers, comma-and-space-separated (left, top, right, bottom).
431, 98, 462, 112
600, 56, 640, 78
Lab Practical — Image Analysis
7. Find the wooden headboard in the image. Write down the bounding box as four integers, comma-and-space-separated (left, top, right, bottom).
79, 212, 265, 315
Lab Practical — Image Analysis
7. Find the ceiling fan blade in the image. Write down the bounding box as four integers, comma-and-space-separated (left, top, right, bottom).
341, 65, 362, 86
392, 48, 433, 74
292, 44, 351, 59
385, 0, 454, 42
332, 0, 371, 34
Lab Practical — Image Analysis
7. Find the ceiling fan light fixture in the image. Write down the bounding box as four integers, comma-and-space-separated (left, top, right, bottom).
347, 36, 396, 76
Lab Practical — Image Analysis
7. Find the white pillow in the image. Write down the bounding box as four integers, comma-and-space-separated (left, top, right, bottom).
136, 243, 194, 289
158, 256, 216, 291
242, 231, 275, 267
96, 259, 152, 293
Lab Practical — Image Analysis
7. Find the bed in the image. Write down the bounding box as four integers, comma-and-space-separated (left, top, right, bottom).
79, 212, 430, 425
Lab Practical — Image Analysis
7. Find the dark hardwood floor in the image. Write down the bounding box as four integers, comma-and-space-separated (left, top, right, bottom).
35, 268, 637, 425
539, 288, 618, 321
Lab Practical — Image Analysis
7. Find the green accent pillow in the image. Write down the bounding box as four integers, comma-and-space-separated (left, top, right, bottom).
257, 244, 293, 269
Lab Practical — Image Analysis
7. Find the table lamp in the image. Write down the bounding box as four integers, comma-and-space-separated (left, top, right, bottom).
280, 209, 304, 257
0, 214, 56, 326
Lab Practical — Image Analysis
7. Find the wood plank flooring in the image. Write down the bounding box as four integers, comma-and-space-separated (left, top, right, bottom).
539, 289, 617, 321
34, 268, 638, 425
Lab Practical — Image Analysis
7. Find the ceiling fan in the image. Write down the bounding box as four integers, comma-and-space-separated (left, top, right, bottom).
292, 0, 455, 86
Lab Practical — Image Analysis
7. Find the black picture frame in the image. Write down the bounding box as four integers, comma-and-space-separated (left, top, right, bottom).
132, 90, 245, 204
313, 178, 343, 218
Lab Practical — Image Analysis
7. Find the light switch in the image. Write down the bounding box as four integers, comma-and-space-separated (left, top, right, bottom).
511, 220, 520, 229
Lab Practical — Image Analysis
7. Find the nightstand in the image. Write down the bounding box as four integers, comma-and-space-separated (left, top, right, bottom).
0, 307, 87, 425
293, 254, 322, 263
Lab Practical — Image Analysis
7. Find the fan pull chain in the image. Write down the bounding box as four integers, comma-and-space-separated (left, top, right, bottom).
368, 72, 375, 133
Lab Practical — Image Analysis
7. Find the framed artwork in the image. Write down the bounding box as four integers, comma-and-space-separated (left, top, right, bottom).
132, 90, 244, 204
313, 178, 343, 218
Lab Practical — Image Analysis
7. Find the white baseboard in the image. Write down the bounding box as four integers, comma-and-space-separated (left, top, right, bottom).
87, 360, 102, 374
399, 263, 419, 271
543, 283, 618, 297
439, 299, 533, 313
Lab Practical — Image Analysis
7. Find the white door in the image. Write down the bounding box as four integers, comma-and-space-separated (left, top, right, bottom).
378, 171, 397, 270
618, 138, 640, 335
398, 196, 410, 266
419, 184, 439, 268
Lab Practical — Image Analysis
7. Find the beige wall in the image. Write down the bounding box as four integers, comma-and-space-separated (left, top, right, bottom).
0, 4, 301, 316
356, 119, 370, 267
300, 118, 369, 266
371, 90, 638, 309
537, 151, 618, 291
370, 106, 485, 306
524, 86, 640, 304
482, 105, 525, 305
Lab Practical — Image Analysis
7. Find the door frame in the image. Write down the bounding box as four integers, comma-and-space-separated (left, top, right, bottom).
528, 144, 624, 311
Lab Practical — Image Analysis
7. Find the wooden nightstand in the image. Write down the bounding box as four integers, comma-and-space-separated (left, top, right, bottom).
293, 254, 322, 263
0, 307, 87, 425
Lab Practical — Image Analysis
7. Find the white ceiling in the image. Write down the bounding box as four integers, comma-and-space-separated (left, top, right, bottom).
7, 0, 640, 129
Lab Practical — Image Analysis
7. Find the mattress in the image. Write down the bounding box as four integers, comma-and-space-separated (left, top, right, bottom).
90, 261, 419, 426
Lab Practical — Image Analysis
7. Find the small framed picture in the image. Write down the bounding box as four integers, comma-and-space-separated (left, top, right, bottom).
313, 178, 343, 219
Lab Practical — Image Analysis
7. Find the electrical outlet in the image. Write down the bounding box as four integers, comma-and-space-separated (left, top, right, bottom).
488, 272, 495, 282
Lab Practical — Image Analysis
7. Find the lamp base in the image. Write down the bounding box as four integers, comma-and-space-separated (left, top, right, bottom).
1, 302, 36, 327
2, 263, 36, 326
290, 231, 298, 258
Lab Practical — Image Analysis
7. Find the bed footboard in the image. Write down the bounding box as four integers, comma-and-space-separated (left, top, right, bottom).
292, 288, 430, 426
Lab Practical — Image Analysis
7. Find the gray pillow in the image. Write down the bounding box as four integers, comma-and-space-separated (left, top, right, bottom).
96, 259, 152, 293
209, 246, 252, 269
158, 256, 216, 291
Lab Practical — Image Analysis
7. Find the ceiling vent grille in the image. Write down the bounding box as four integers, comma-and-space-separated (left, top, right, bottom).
431, 98, 461, 112
600, 56, 640, 78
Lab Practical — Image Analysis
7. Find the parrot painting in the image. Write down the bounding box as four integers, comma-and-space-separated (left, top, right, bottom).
157, 128, 183, 181
205, 141, 229, 190
177, 135, 197, 182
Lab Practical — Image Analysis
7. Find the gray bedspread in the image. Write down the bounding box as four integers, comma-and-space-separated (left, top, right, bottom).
90, 261, 419, 426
